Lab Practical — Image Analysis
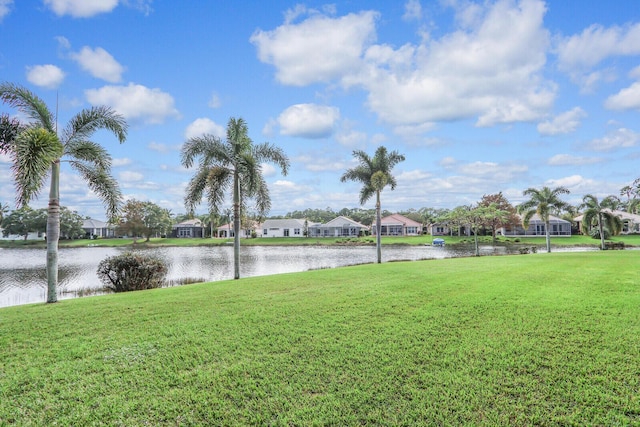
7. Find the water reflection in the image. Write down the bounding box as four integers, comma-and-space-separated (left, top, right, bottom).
0, 244, 597, 308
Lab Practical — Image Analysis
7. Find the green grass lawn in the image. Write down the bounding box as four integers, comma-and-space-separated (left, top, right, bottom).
3, 233, 638, 249
1, 251, 639, 425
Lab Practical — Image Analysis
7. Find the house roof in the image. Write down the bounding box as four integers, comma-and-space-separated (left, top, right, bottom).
174, 218, 204, 228
82, 218, 112, 228
262, 218, 306, 229
322, 216, 368, 228
574, 209, 640, 223
521, 213, 570, 224
373, 214, 421, 227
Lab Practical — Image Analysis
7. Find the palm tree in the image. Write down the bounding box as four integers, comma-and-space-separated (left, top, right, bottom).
518, 186, 570, 253
580, 194, 622, 250
181, 117, 289, 279
0, 82, 127, 303
340, 146, 405, 263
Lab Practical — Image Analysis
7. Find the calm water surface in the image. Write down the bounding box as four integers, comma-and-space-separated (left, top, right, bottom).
0, 244, 597, 307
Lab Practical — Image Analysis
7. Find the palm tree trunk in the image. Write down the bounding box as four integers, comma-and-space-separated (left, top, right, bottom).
598, 213, 605, 250
233, 169, 240, 279
376, 191, 381, 264
545, 220, 551, 253
46, 160, 60, 303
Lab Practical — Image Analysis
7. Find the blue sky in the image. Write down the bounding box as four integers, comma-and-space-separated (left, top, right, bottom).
1, 0, 639, 220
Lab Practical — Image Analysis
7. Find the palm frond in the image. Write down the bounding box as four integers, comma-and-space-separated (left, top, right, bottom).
11, 128, 62, 206
65, 140, 111, 169
62, 106, 127, 145
70, 161, 122, 220
0, 82, 55, 132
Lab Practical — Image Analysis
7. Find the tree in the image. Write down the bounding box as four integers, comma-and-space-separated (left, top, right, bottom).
1, 206, 47, 240
517, 186, 570, 253
0, 201, 9, 224
580, 194, 622, 250
340, 146, 405, 263
118, 200, 172, 242
478, 192, 518, 242
0, 82, 127, 303
59, 206, 85, 239
181, 117, 289, 279
0, 113, 21, 154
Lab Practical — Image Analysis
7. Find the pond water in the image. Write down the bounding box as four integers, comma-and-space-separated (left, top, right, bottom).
0, 244, 597, 308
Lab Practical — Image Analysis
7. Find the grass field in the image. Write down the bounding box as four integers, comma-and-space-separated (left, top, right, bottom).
3, 233, 640, 249
1, 251, 639, 425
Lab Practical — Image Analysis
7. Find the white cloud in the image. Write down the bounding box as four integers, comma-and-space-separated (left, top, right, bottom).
85, 83, 180, 125
208, 92, 221, 109
556, 23, 640, 71
147, 142, 171, 153
278, 104, 340, 138
357, 0, 554, 127
184, 118, 225, 140
25, 64, 65, 89
586, 128, 640, 151
547, 154, 601, 166
537, 107, 586, 135
70, 46, 124, 83
605, 82, 640, 111
44, 0, 119, 17
251, 10, 378, 86
112, 158, 132, 167
545, 175, 596, 193
119, 171, 144, 182
0, 0, 13, 21
403, 0, 422, 21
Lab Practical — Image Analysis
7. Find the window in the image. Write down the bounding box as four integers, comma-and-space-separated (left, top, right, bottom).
263, 229, 267, 235
284, 229, 290, 237
294, 228, 300, 235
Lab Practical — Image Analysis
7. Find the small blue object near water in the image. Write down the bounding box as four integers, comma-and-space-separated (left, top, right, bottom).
432, 238, 445, 247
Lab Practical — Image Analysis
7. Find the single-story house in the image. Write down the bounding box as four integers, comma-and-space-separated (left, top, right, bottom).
172, 218, 205, 238
574, 209, 640, 234
216, 221, 260, 238
307, 216, 368, 237
82, 218, 116, 238
498, 214, 571, 237
371, 214, 422, 236
261, 218, 306, 238
429, 222, 471, 236
0, 229, 44, 241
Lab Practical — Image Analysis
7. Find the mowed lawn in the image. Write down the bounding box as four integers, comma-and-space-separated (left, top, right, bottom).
1, 251, 639, 425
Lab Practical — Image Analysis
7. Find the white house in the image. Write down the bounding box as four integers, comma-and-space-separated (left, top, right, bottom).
82, 218, 116, 238
261, 218, 306, 237
574, 209, 640, 235
308, 216, 368, 237
498, 214, 571, 237
371, 214, 421, 236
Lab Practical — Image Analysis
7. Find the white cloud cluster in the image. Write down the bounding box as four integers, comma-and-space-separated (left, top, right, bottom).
251, 10, 379, 86
605, 82, 640, 111
184, 118, 225, 140
85, 83, 180, 125
44, 0, 118, 17
70, 46, 124, 83
25, 64, 65, 89
586, 128, 639, 152
277, 104, 340, 138
547, 154, 601, 166
537, 107, 586, 136
0, 0, 13, 21
253, 0, 555, 130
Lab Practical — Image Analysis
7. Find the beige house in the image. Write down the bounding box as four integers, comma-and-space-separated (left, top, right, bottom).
371, 214, 421, 236
574, 209, 640, 235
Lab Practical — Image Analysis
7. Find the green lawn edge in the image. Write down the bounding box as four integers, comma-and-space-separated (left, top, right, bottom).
2, 233, 640, 248
1, 251, 639, 425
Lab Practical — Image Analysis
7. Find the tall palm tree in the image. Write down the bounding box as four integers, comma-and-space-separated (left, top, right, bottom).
518, 186, 570, 253
181, 117, 289, 279
580, 194, 622, 250
0, 82, 127, 303
340, 146, 405, 263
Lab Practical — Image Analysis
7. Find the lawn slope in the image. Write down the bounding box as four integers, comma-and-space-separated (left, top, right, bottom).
1, 251, 639, 425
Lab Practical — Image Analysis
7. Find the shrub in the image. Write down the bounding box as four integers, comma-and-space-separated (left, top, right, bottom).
589, 228, 610, 240
97, 252, 167, 293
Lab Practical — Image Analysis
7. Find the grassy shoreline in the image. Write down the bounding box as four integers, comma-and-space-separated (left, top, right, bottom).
2, 233, 639, 249
1, 251, 639, 425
